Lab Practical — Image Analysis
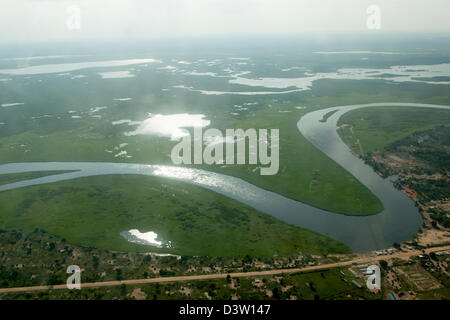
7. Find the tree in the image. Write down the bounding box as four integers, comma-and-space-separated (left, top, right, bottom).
116, 268, 122, 281
93, 255, 99, 269
120, 284, 126, 297
272, 287, 280, 299
429, 252, 438, 261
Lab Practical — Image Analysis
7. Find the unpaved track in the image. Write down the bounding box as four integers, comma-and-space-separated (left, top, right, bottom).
1, 245, 449, 294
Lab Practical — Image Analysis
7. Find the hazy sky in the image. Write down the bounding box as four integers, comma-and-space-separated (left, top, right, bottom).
1, 0, 450, 43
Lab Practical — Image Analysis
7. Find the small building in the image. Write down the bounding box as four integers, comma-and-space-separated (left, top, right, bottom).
352, 280, 362, 289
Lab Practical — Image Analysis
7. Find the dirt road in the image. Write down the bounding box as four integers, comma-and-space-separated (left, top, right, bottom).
1, 245, 449, 294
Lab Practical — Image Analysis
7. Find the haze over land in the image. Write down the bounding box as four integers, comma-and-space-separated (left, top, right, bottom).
1, 0, 450, 44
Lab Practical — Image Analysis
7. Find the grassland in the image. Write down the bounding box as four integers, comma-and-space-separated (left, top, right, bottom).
0, 104, 384, 216
0, 174, 350, 257
2, 70, 450, 221
0, 82, 401, 217
210, 104, 383, 215
338, 107, 450, 154
0, 171, 76, 185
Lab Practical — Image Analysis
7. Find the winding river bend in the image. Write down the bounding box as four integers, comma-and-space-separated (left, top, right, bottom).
0, 103, 449, 252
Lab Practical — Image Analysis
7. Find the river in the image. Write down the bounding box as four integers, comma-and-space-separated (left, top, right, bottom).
0, 102, 449, 252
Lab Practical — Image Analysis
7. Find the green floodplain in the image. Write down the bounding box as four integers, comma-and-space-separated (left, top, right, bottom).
2, 95, 450, 256
0, 173, 349, 256
1, 41, 450, 255
338, 106, 450, 154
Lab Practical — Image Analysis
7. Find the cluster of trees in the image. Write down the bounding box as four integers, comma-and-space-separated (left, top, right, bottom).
403, 178, 449, 202
386, 125, 450, 173
362, 153, 392, 178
